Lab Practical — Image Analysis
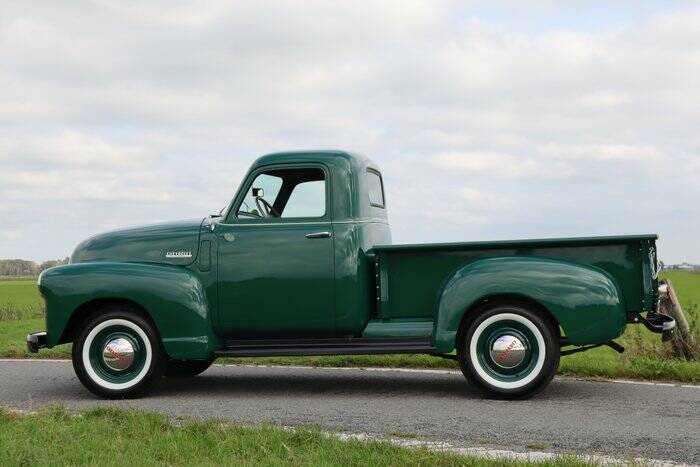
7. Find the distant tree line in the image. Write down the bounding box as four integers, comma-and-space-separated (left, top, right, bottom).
665, 262, 700, 271
0, 258, 70, 276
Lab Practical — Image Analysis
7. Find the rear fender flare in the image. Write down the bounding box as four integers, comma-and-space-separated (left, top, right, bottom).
433, 256, 626, 353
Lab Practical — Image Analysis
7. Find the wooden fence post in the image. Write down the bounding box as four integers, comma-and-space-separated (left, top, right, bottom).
659, 279, 697, 360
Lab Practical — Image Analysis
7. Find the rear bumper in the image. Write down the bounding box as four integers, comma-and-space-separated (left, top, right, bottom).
626, 283, 677, 335
26, 332, 48, 353
628, 312, 676, 334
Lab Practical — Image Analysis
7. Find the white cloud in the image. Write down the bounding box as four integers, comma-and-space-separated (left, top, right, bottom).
432, 152, 572, 180
0, 131, 152, 168
0, 1, 698, 263
0, 229, 21, 240
539, 144, 664, 161
454, 187, 509, 207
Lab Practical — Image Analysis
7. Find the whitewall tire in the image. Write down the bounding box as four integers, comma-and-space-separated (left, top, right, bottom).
72, 306, 165, 399
458, 303, 559, 399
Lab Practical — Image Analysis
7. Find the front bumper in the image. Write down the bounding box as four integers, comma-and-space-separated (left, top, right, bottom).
26, 332, 48, 353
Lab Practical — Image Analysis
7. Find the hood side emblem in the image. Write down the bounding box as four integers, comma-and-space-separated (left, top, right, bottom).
165, 251, 193, 259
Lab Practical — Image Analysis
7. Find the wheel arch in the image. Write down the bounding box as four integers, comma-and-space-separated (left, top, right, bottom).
40, 261, 223, 359
59, 297, 156, 344
454, 294, 561, 349
433, 256, 626, 354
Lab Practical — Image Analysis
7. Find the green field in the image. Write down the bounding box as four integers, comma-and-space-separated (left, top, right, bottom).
663, 271, 700, 309
0, 406, 595, 467
0, 278, 43, 319
1, 272, 698, 381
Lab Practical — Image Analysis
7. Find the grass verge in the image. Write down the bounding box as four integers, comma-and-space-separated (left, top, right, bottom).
0, 318, 70, 358
0, 406, 594, 466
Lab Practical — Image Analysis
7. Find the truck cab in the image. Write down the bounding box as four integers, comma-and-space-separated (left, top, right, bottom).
213, 151, 390, 338
29, 150, 674, 399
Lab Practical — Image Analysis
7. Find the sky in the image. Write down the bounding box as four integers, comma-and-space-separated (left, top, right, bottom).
1, 1, 699, 264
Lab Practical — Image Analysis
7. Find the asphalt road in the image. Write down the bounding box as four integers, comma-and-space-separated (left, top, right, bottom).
1, 360, 698, 464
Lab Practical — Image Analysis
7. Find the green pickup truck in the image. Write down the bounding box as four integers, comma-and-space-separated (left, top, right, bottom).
28, 150, 675, 399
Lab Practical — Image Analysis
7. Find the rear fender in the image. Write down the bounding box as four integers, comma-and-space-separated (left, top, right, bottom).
39, 262, 222, 359
434, 256, 626, 353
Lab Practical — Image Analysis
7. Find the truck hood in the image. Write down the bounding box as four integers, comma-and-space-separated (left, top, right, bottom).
71, 218, 205, 266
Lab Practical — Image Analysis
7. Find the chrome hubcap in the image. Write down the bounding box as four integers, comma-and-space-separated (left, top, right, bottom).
490, 335, 526, 369
102, 338, 135, 371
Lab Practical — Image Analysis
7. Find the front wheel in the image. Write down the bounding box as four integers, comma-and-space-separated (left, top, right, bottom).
458, 303, 560, 399
72, 306, 165, 399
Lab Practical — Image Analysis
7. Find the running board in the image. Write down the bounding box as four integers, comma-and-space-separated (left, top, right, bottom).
215, 337, 436, 357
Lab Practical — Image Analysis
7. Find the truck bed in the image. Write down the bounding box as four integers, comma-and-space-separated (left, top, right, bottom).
371, 234, 658, 321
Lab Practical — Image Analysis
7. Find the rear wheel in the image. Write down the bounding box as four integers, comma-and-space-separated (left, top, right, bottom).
458, 303, 559, 399
165, 358, 214, 378
72, 306, 165, 399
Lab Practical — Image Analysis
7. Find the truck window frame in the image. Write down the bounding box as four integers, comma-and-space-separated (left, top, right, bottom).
367, 168, 386, 209
224, 163, 331, 224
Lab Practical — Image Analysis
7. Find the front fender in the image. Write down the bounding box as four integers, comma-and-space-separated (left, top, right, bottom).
434, 256, 626, 353
39, 262, 222, 359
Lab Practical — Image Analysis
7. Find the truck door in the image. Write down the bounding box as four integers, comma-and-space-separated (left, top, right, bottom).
215, 164, 334, 338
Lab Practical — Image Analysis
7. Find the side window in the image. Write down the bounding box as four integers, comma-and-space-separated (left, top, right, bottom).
282, 180, 326, 218
237, 167, 326, 219
367, 169, 385, 208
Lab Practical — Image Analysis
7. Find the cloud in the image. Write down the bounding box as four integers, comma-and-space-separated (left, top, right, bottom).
0, 131, 152, 168
432, 152, 572, 180
0, 1, 698, 263
0, 229, 21, 240
539, 144, 664, 161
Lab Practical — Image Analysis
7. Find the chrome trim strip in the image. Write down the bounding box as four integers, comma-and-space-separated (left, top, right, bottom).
217, 219, 388, 228
219, 221, 331, 227
335, 219, 388, 224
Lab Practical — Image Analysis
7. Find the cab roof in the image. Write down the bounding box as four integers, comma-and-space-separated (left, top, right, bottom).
244, 150, 386, 222
253, 150, 375, 169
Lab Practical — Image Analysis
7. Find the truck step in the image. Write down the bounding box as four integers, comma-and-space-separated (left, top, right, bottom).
215, 337, 436, 357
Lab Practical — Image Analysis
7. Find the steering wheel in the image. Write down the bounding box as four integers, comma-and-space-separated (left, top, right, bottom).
255, 196, 281, 218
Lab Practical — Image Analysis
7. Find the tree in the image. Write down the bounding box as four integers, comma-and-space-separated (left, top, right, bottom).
0, 258, 69, 276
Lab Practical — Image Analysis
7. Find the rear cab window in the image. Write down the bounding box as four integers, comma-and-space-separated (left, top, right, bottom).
367, 169, 385, 208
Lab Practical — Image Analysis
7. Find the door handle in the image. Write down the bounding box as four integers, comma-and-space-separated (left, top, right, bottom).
305, 231, 332, 239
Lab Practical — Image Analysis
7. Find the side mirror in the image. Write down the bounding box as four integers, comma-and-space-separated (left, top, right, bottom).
252, 188, 264, 198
